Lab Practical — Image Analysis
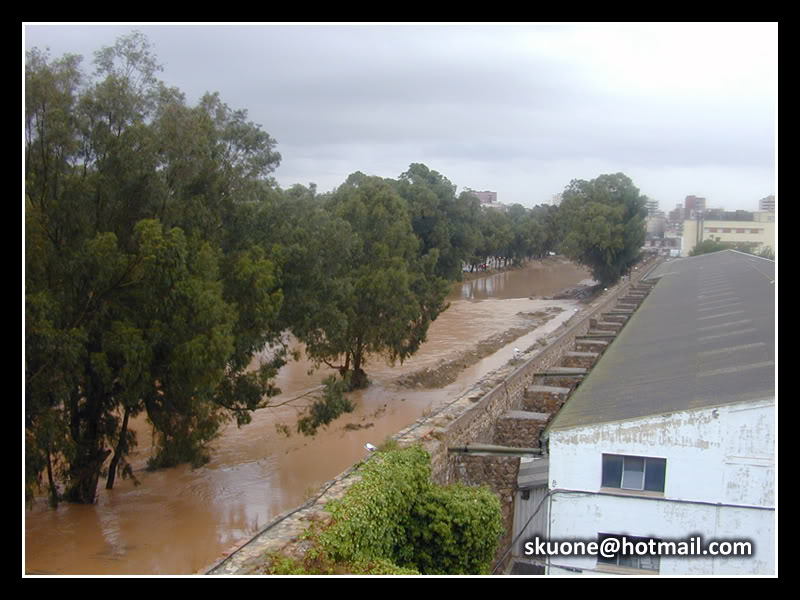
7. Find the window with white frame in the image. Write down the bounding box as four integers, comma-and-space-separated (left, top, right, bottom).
597, 533, 661, 572
601, 454, 666, 492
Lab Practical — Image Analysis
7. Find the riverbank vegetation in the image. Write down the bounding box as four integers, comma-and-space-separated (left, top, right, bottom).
25, 31, 649, 505
262, 446, 504, 575
689, 239, 775, 259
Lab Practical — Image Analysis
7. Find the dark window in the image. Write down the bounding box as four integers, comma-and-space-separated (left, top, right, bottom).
597, 534, 661, 572
602, 454, 666, 492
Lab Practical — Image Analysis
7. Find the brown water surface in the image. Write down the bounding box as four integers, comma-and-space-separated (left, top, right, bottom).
24, 259, 590, 575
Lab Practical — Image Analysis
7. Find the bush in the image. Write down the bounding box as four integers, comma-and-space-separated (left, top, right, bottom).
314, 446, 504, 575
401, 482, 504, 574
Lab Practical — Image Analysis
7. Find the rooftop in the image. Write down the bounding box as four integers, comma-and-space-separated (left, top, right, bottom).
547, 250, 775, 432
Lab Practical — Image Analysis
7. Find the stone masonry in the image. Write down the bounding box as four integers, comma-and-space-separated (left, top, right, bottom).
454, 454, 521, 570
522, 386, 571, 413
493, 411, 549, 448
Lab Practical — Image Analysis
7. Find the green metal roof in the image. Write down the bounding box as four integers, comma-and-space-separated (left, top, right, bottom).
547, 251, 775, 431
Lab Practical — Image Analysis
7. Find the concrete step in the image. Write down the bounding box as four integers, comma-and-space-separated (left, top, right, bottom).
533, 367, 587, 375
493, 410, 550, 448
561, 351, 599, 369
593, 321, 622, 332
601, 314, 628, 325
522, 386, 572, 413
575, 338, 609, 353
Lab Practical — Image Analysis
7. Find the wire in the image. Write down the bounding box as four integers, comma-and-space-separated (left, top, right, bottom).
491, 488, 594, 575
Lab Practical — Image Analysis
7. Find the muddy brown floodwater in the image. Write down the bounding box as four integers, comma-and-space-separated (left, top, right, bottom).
24, 259, 590, 575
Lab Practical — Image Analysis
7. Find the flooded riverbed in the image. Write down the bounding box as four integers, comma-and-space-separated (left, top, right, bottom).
24, 259, 590, 575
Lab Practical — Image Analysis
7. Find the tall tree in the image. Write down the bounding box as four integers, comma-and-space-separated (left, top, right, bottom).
25, 32, 285, 504
396, 164, 481, 281
559, 173, 647, 285
292, 174, 451, 389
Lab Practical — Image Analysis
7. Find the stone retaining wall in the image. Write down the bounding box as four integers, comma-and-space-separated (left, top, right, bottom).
521, 386, 571, 414
205, 256, 660, 575
453, 454, 521, 569
493, 411, 549, 448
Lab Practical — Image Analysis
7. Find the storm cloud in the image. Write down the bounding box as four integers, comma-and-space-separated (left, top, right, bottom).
24, 23, 776, 210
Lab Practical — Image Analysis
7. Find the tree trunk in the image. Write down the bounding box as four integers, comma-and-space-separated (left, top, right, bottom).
106, 405, 131, 490
46, 448, 59, 508
349, 347, 369, 389
65, 387, 111, 504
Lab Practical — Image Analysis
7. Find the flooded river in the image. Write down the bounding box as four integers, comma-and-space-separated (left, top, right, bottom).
24, 259, 590, 575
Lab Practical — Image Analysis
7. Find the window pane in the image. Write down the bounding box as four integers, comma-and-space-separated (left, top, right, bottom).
638, 555, 660, 571
602, 455, 624, 488
597, 534, 618, 564
621, 456, 644, 489
644, 458, 666, 492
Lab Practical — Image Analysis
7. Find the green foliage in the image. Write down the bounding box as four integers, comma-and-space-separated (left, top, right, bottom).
296, 375, 355, 436
756, 246, 775, 260
690, 239, 775, 260
315, 446, 503, 575
689, 238, 730, 256
402, 483, 504, 574
395, 163, 482, 281
25, 32, 285, 504
288, 174, 451, 389
559, 173, 647, 285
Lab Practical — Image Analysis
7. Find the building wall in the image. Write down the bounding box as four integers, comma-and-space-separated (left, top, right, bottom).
759, 195, 775, 212
544, 399, 775, 575
682, 218, 775, 256
472, 191, 497, 204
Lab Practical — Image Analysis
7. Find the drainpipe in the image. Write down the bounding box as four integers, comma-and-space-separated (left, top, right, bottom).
447, 443, 542, 456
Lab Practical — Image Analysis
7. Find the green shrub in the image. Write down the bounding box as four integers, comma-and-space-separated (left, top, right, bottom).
401, 482, 504, 574
319, 445, 432, 564
315, 445, 504, 575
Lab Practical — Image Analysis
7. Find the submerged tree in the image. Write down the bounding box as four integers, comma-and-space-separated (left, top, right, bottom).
291, 174, 451, 389
395, 163, 482, 281
25, 32, 286, 504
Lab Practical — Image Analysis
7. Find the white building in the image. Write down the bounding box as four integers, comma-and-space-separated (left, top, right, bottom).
539, 250, 775, 575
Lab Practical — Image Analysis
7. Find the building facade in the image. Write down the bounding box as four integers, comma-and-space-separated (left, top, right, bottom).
540, 251, 775, 575
682, 213, 775, 256
470, 190, 498, 204
545, 399, 775, 575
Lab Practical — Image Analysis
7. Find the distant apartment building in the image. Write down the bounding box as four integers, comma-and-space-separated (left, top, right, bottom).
646, 216, 666, 238
645, 199, 660, 216
470, 190, 498, 205
684, 195, 706, 219
682, 211, 775, 256
668, 204, 685, 230
759, 195, 776, 212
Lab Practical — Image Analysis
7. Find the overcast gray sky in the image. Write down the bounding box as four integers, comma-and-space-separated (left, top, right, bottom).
24, 23, 777, 212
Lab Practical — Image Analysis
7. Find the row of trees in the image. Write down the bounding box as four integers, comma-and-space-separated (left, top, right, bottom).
25, 32, 649, 506
689, 238, 775, 259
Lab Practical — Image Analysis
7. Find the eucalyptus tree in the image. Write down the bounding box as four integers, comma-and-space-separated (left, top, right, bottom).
25, 32, 286, 504
290, 174, 451, 389
559, 173, 647, 285
396, 163, 481, 281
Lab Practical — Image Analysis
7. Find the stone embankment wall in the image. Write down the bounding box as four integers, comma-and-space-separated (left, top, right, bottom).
206, 257, 660, 575
414, 259, 657, 487
453, 455, 521, 565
